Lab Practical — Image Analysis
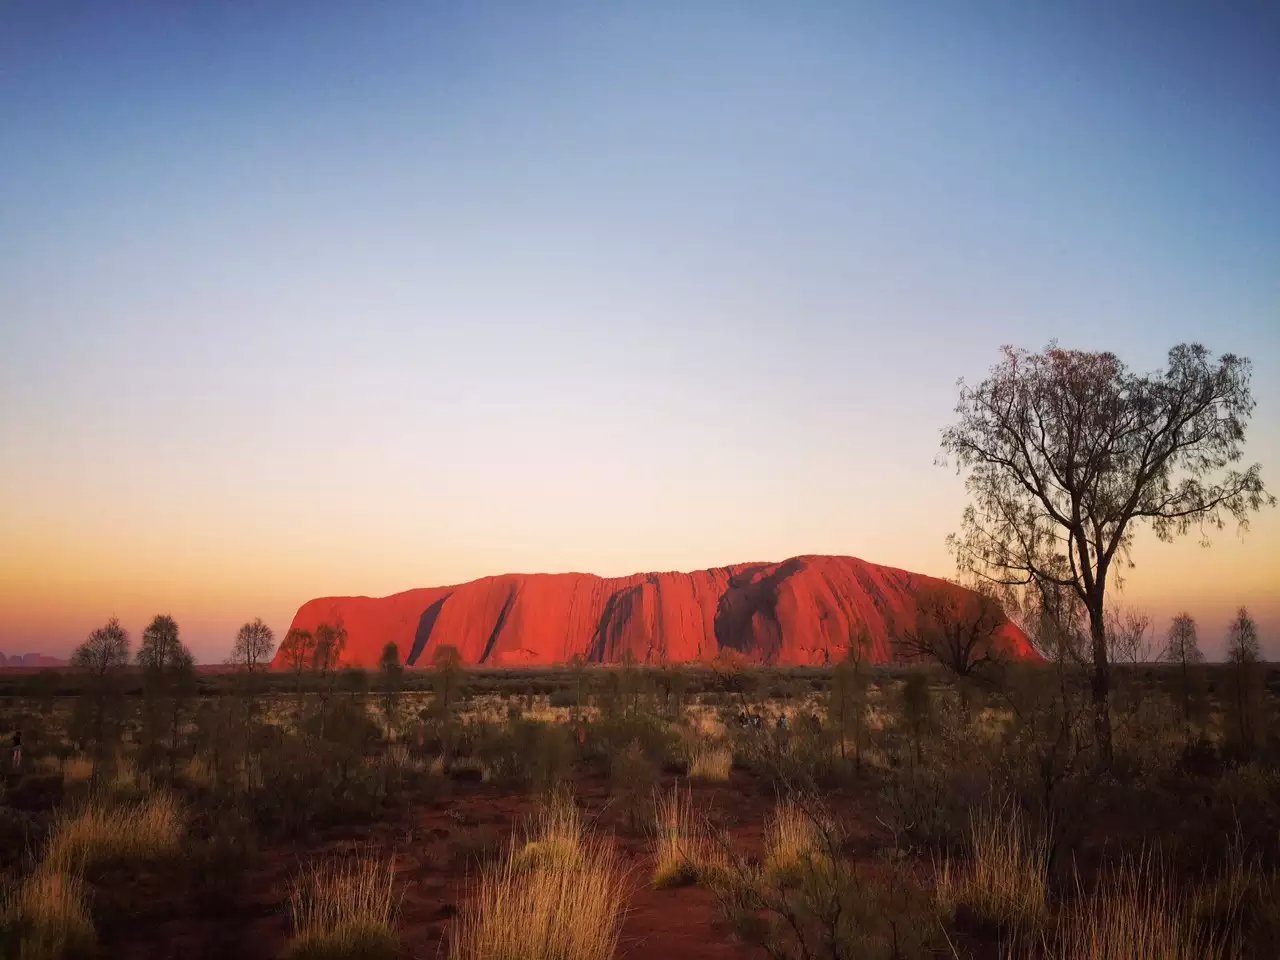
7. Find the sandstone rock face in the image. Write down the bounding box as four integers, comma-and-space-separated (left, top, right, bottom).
274, 555, 1035, 668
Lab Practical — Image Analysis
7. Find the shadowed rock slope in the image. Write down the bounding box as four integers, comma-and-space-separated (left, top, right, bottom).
274, 555, 1035, 668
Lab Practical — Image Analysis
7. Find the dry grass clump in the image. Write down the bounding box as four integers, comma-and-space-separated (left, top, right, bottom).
61, 755, 94, 785
1, 866, 95, 960
688, 743, 733, 782
44, 792, 183, 874
1015, 855, 1233, 960
512, 788, 584, 873
934, 799, 1047, 932
449, 832, 627, 960
180, 753, 214, 789
651, 784, 729, 888
284, 853, 400, 960
763, 799, 829, 881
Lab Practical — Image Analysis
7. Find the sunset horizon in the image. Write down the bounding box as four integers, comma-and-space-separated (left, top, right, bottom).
3, 4, 1277, 665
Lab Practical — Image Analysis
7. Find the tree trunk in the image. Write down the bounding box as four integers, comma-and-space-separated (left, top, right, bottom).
1087, 603, 1113, 768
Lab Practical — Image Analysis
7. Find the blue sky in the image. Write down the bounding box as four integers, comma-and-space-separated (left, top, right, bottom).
2, 2, 1277, 661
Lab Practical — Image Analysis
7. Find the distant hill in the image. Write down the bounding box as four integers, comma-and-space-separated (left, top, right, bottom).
0, 652, 68, 668
275, 554, 1036, 669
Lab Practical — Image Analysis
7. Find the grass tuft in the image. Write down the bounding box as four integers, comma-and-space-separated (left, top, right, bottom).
934, 798, 1047, 932
651, 784, 729, 888
1, 866, 95, 960
285, 853, 400, 960
44, 792, 183, 874
687, 744, 733, 782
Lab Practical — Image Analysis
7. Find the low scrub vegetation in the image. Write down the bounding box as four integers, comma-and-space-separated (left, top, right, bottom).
449, 788, 627, 960
285, 852, 400, 960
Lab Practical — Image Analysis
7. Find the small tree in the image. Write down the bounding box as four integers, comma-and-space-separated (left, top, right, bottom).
429, 644, 464, 763
1162, 613, 1203, 742
278, 627, 315, 700
943, 343, 1271, 766
893, 585, 1007, 681
137, 614, 197, 778
827, 628, 870, 769
70, 617, 130, 770
229, 617, 276, 786
311, 621, 348, 732
899, 671, 933, 766
230, 617, 275, 672
1106, 607, 1154, 666
569, 653, 588, 721
378, 642, 404, 736
1224, 607, 1263, 754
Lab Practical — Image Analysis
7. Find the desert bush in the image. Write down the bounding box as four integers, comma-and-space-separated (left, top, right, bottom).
0, 866, 95, 960
934, 798, 1048, 935
651, 784, 728, 888
449, 831, 626, 960
687, 742, 733, 782
713, 793, 936, 959
285, 852, 400, 960
44, 791, 183, 874
586, 711, 675, 770
610, 739, 658, 832
876, 760, 976, 855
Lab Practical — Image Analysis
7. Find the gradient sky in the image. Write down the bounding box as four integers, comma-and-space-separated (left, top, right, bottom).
2, 2, 1277, 664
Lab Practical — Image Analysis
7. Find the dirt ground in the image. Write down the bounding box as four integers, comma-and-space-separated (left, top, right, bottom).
99, 767, 876, 960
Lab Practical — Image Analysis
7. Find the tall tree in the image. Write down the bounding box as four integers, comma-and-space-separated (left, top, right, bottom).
230, 618, 275, 672
827, 628, 870, 768
1162, 612, 1203, 741
229, 618, 276, 789
377, 642, 404, 735
138, 614, 197, 776
1224, 607, 1262, 753
70, 617, 130, 769
278, 627, 315, 700
943, 343, 1271, 765
429, 644, 464, 764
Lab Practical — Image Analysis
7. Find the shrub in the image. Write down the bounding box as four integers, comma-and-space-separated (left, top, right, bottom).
651, 784, 728, 888
285, 852, 400, 960
449, 832, 626, 960
610, 740, 658, 832
0, 866, 95, 960
44, 792, 183, 875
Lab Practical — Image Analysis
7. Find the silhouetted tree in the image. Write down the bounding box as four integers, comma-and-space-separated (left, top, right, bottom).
943, 343, 1271, 765
230, 617, 275, 672
278, 627, 314, 701
828, 627, 870, 768
70, 617, 130, 770
1162, 612, 1203, 741
138, 614, 196, 777
378, 641, 404, 734
429, 644, 464, 763
899, 671, 933, 765
893, 585, 1007, 680
1224, 607, 1263, 754
1106, 607, 1154, 666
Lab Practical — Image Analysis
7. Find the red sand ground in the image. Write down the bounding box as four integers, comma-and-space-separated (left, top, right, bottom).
277, 554, 1034, 669
105, 767, 892, 960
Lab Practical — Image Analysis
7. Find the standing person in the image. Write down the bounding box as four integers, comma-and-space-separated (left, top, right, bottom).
11, 728, 21, 770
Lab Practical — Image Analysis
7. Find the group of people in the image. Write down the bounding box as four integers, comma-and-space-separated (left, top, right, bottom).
735, 711, 789, 732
